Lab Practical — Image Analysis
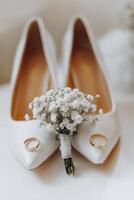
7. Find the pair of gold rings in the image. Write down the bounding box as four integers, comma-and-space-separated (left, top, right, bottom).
23, 134, 107, 151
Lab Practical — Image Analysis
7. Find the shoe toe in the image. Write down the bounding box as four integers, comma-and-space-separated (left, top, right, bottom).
71, 115, 120, 164
11, 120, 59, 169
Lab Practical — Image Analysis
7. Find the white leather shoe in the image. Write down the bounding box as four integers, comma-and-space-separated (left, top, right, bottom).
9, 17, 59, 169
60, 16, 120, 164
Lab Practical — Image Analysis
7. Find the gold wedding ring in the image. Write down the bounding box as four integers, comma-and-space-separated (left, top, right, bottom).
90, 133, 107, 149
24, 137, 41, 152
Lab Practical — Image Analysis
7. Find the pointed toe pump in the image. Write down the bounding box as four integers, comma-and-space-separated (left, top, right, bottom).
61, 16, 120, 164
9, 17, 58, 169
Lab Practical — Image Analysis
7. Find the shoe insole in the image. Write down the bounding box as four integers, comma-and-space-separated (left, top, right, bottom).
67, 19, 112, 113
68, 48, 112, 113
12, 22, 50, 120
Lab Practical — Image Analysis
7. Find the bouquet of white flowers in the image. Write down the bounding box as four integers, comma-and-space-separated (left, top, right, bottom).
25, 87, 103, 175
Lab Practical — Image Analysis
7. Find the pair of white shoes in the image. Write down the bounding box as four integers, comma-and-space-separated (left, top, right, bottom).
9, 16, 120, 170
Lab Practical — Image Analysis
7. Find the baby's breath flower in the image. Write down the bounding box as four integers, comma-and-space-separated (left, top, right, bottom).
64, 87, 71, 92
72, 100, 81, 109
51, 113, 57, 123
46, 89, 54, 96
25, 114, 30, 121
75, 114, 83, 124
40, 113, 46, 121
91, 104, 97, 112
98, 108, 103, 115
95, 94, 100, 99
63, 118, 69, 124
87, 94, 94, 101
29, 102, 33, 109
26, 87, 102, 135
49, 102, 57, 112
71, 111, 78, 120
60, 122, 65, 129
66, 123, 73, 131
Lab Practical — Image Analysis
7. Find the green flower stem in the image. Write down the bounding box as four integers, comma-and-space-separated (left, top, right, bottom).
64, 157, 76, 175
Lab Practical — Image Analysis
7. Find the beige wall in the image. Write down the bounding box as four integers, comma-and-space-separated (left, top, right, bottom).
0, 0, 117, 82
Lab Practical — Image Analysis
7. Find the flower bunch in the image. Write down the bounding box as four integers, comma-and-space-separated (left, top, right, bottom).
25, 87, 103, 175
25, 87, 102, 135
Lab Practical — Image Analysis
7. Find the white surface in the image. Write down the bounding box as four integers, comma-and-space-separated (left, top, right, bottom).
0, 84, 134, 200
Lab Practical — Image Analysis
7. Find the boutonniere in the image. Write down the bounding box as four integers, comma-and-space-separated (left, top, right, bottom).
25, 87, 103, 175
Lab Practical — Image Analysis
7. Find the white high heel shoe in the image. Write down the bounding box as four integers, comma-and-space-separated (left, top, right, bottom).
61, 16, 120, 164
9, 17, 59, 169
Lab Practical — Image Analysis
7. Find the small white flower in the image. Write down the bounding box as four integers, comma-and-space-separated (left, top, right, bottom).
63, 118, 69, 124
34, 101, 40, 110
98, 108, 103, 115
33, 107, 39, 118
40, 113, 46, 121
95, 94, 100, 99
87, 95, 94, 102
64, 87, 71, 92
66, 123, 73, 131
72, 88, 79, 98
73, 88, 79, 93
64, 95, 72, 102
46, 89, 54, 96
81, 99, 91, 110
91, 104, 97, 112
75, 114, 83, 124
57, 99, 64, 106
25, 114, 30, 121
40, 95, 46, 101
49, 102, 57, 112
29, 102, 33, 109
61, 111, 68, 118
60, 104, 69, 112
71, 111, 78, 120
51, 113, 57, 122
60, 122, 65, 129
72, 100, 80, 109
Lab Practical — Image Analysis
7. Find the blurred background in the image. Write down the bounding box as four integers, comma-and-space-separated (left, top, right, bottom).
0, 0, 117, 82
0, 0, 134, 97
